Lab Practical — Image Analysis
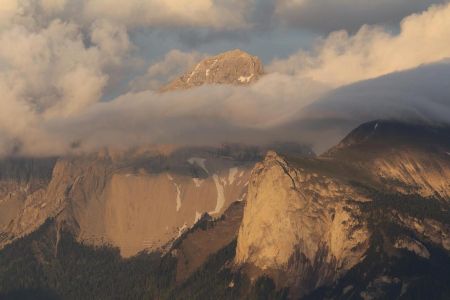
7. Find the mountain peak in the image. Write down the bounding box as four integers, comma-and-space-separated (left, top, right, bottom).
328, 120, 450, 156
161, 49, 264, 91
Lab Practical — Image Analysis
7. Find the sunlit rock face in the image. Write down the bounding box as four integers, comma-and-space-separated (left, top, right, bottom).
100, 148, 253, 257
327, 120, 450, 200
235, 151, 370, 297
0, 142, 314, 257
0, 146, 257, 257
235, 121, 450, 298
160, 49, 264, 91
0, 158, 57, 241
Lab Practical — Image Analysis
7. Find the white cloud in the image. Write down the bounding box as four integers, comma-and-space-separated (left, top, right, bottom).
90, 20, 131, 65
40, 73, 327, 155
270, 3, 450, 87
0, 0, 20, 30
0, 13, 133, 154
40, 0, 67, 13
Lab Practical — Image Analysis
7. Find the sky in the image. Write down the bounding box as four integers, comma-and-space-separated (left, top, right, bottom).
0, 0, 450, 156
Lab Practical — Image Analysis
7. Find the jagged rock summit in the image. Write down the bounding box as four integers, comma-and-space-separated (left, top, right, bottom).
161, 49, 264, 91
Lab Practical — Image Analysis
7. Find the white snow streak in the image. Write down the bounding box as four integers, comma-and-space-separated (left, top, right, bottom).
228, 167, 238, 184
174, 183, 182, 211
210, 174, 225, 215
238, 74, 254, 83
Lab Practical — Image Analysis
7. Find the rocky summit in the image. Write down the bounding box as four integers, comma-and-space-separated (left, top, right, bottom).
160, 49, 264, 91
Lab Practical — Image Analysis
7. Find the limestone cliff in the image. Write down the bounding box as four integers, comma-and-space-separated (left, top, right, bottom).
235, 121, 450, 298
235, 152, 369, 296
0, 158, 57, 242
0, 146, 256, 257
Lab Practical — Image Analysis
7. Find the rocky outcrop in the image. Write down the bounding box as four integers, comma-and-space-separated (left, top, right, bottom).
0, 158, 57, 240
235, 152, 369, 297
171, 201, 244, 283
372, 150, 450, 199
396, 214, 450, 251
161, 49, 264, 91
327, 121, 450, 200
0, 146, 256, 257
234, 121, 450, 298
394, 236, 430, 259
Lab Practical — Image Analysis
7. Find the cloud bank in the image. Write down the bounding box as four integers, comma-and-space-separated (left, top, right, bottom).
0, 1, 450, 156
270, 3, 450, 87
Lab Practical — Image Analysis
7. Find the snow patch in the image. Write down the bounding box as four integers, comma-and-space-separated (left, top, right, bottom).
167, 173, 174, 181
220, 176, 227, 186
174, 183, 182, 211
178, 223, 188, 237
188, 157, 209, 174
238, 74, 254, 83
228, 167, 238, 185
194, 211, 202, 223
238, 192, 247, 202
187, 63, 200, 83
193, 178, 204, 187
210, 174, 225, 215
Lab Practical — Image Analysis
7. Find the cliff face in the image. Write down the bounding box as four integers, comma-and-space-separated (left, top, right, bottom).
101, 151, 252, 257
161, 49, 264, 91
235, 152, 369, 296
0, 146, 256, 257
327, 121, 450, 199
234, 121, 450, 298
0, 158, 57, 240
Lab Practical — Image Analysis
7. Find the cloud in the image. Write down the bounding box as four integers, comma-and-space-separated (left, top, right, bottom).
1, 1, 450, 157
30, 60, 450, 156
286, 60, 450, 151
0, 12, 134, 155
274, 0, 447, 33
269, 3, 450, 87
31, 73, 328, 155
306, 60, 450, 124
130, 49, 207, 91
20, 0, 253, 30
0, 0, 19, 30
